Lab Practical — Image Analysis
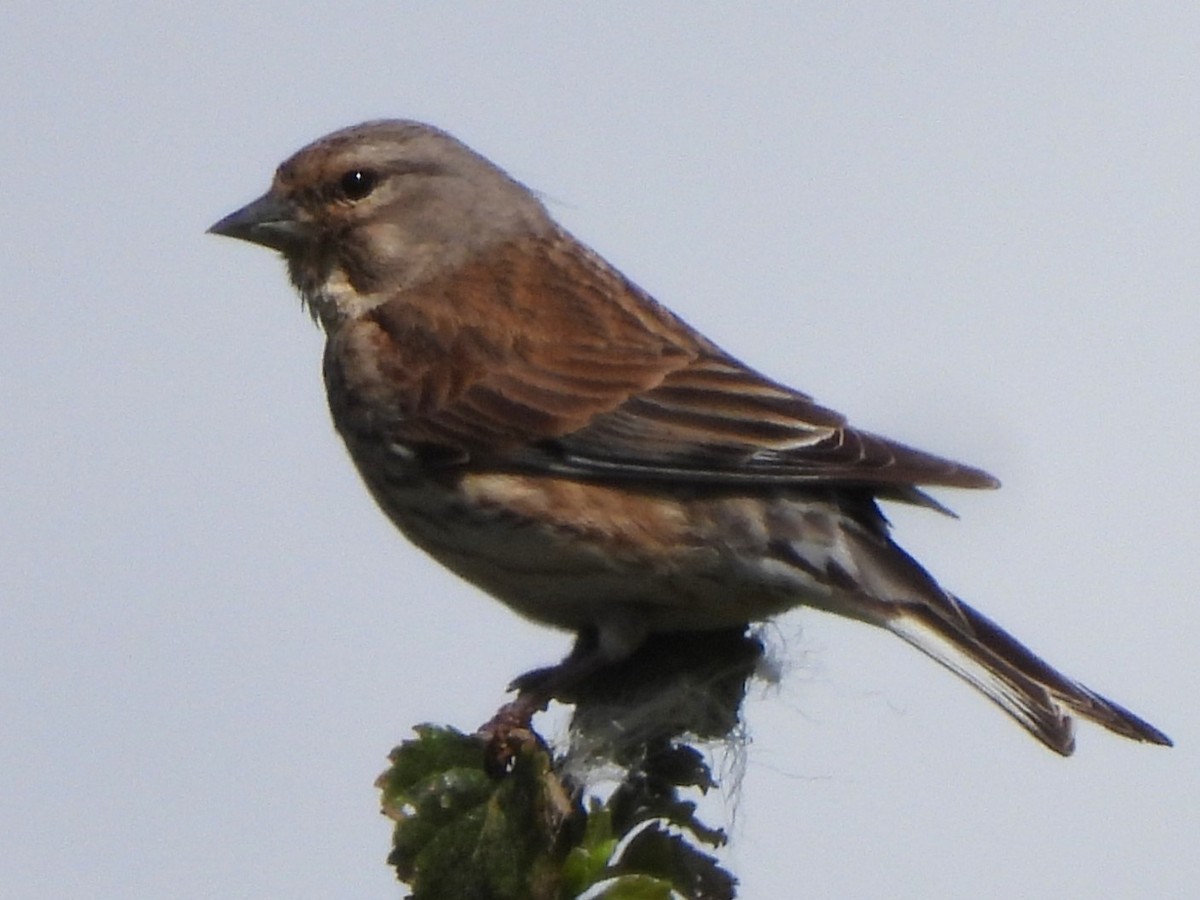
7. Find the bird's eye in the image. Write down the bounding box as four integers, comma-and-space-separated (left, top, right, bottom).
337, 169, 379, 201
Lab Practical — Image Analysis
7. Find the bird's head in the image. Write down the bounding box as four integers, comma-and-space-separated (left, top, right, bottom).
208, 120, 552, 325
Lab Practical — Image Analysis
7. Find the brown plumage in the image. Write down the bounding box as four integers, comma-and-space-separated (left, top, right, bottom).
210, 120, 1170, 755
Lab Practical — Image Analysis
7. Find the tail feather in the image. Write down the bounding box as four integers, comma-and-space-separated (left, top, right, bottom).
776, 495, 1170, 754
886, 605, 1076, 754
950, 598, 1173, 747
885, 597, 1171, 756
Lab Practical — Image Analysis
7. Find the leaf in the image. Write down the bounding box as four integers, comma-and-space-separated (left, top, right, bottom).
378, 725, 576, 900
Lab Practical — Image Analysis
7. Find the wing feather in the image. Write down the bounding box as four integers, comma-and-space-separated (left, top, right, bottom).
354, 233, 998, 492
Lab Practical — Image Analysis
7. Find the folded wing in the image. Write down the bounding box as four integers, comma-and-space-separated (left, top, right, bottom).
367, 234, 998, 493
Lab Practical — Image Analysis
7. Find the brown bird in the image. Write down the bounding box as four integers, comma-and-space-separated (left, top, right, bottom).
209, 120, 1170, 756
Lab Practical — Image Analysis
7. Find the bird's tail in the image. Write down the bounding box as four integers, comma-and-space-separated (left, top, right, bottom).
885, 596, 1172, 755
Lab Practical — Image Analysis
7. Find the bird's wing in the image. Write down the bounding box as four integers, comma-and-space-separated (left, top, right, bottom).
356, 234, 997, 492
538, 349, 998, 490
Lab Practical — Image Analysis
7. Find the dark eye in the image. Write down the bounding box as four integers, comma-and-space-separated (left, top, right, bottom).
337, 169, 379, 201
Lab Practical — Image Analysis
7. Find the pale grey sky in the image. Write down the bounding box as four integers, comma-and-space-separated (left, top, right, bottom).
3, 4, 1197, 898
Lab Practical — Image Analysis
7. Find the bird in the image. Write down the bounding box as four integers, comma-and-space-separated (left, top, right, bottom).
209, 119, 1170, 756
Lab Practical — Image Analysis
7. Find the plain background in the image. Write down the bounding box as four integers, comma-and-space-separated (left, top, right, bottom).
3, 4, 1196, 898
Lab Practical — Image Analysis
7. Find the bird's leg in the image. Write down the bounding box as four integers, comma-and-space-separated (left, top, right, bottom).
506, 628, 608, 701
477, 629, 605, 772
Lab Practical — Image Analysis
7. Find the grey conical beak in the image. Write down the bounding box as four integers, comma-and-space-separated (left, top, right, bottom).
208, 191, 307, 252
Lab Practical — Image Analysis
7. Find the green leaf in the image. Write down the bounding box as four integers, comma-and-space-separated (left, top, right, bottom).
378, 725, 577, 900
589, 873, 676, 899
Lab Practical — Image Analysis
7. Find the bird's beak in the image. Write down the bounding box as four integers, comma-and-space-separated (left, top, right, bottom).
208, 191, 307, 252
